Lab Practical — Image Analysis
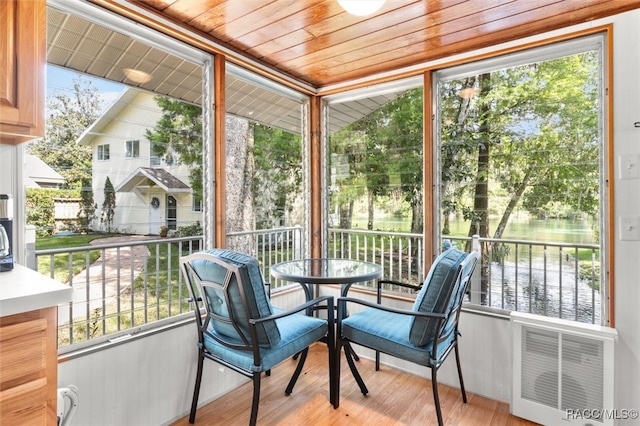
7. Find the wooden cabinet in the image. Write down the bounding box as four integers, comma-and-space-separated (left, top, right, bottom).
0, 307, 58, 425
0, 0, 46, 145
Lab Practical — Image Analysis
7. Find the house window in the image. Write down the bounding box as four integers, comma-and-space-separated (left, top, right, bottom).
97, 144, 110, 161
125, 140, 139, 158
192, 196, 202, 212
433, 33, 608, 325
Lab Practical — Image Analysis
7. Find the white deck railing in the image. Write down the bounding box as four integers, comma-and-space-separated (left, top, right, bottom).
36, 228, 600, 349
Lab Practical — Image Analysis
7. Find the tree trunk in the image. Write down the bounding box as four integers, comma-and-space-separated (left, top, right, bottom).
367, 191, 374, 230
468, 73, 491, 304
225, 116, 255, 253
493, 170, 532, 240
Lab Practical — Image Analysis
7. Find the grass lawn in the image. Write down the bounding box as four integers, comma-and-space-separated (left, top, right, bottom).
36, 234, 107, 283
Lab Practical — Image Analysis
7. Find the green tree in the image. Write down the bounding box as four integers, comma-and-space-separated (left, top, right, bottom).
101, 177, 116, 233
28, 76, 100, 189
146, 97, 203, 202
146, 97, 303, 233
252, 123, 302, 228
330, 87, 423, 233
78, 177, 97, 232
439, 52, 600, 241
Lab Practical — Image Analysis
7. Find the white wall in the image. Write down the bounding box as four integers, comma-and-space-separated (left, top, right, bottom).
609, 9, 640, 415
57, 321, 247, 426
56, 287, 306, 426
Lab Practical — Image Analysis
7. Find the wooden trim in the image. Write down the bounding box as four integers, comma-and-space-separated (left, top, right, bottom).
214, 55, 226, 248
605, 25, 615, 328
309, 96, 322, 258
423, 71, 434, 267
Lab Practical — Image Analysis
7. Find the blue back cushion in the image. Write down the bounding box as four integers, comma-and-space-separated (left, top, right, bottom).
409, 249, 467, 346
191, 249, 280, 347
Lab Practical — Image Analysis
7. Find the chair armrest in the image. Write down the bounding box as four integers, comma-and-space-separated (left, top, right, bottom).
377, 279, 422, 292
250, 295, 334, 325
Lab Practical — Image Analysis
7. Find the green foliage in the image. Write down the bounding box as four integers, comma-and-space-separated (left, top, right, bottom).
35, 234, 100, 284
78, 177, 96, 232
252, 123, 302, 228
330, 87, 424, 232
173, 221, 202, 237
579, 261, 600, 291
146, 96, 303, 230
439, 50, 601, 240
173, 221, 203, 250
28, 76, 100, 189
26, 188, 79, 236
146, 96, 204, 201
101, 176, 116, 233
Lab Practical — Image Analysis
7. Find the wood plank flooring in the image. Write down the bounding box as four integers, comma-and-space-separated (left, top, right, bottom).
171, 344, 539, 426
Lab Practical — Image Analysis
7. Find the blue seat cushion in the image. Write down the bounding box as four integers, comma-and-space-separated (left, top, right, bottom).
342, 308, 451, 367
409, 249, 467, 346
203, 312, 328, 372
192, 249, 280, 347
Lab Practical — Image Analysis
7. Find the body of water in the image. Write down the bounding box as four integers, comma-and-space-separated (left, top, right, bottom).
357, 213, 596, 245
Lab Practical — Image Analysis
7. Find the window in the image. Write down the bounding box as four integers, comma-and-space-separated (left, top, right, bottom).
42, 1, 210, 350
224, 63, 307, 275
192, 196, 202, 212
433, 34, 608, 325
97, 144, 110, 161
324, 78, 425, 285
125, 140, 139, 158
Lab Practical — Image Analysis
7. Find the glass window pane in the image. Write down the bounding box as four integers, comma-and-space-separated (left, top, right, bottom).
434, 35, 606, 324
224, 66, 306, 285
326, 78, 424, 284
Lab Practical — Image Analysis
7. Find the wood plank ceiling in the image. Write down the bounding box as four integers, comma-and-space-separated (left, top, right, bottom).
125, 0, 640, 90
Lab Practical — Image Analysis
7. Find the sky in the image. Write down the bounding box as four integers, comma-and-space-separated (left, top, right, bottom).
46, 65, 124, 112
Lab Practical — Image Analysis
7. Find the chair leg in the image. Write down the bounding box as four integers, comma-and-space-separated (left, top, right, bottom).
285, 348, 309, 395
454, 344, 467, 403
249, 372, 261, 426
346, 342, 360, 361
344, 343, 368, 395
431, 367, 444, 426
189, 350, 205, 424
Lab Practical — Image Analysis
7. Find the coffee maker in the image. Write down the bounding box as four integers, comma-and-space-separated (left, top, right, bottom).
0, 194, 14, 272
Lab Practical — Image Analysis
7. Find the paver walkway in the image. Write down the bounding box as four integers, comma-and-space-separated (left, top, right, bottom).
59, 235, 156, 325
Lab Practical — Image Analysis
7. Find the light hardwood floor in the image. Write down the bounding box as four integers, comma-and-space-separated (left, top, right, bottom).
171, 344, 539, 426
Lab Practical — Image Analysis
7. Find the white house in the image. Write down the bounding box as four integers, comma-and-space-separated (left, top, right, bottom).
76, 88, 202, 235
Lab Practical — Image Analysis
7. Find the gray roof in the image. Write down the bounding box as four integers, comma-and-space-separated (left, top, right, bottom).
115, 167, 190, 193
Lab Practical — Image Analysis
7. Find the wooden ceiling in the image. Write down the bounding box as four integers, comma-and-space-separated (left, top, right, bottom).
118, 0, 638, 90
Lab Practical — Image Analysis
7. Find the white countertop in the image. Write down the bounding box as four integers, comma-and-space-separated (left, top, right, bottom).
0, 263, 73, 317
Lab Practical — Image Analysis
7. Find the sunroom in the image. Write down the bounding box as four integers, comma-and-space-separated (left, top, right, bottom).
1, 1, 640, 425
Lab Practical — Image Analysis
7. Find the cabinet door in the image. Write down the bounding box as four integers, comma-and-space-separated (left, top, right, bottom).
0, 308, 57, 425
0, 0, 46, 144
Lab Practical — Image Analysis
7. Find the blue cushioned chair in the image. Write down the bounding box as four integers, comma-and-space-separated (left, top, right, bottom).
336, 249, 479, 426
181, 249, 336, 425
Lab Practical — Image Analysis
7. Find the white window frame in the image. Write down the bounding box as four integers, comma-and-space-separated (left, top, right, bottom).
97, 144, 110, 161
432, 33, 609, 324
125, 139, 140, 158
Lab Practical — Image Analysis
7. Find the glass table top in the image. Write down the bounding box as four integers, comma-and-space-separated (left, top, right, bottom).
270, 258, 382, 284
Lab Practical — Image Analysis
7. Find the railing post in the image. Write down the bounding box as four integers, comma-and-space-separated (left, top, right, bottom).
470, 234, 481, 304
25, 225, 37, 270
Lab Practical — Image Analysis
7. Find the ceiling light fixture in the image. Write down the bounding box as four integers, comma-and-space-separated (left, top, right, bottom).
123, 68, 152, 84
338, 0, 386, 16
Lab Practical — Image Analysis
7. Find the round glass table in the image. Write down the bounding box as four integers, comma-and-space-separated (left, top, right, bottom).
270, 258, 382, 299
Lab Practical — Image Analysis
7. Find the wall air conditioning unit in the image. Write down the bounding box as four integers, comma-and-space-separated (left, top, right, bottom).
511, 311, 617, 426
